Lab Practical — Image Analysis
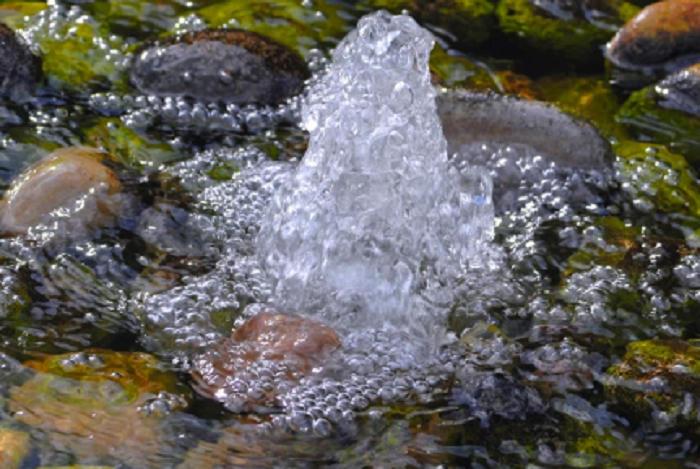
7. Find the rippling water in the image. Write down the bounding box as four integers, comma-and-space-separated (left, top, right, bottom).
0, 0, 700, 467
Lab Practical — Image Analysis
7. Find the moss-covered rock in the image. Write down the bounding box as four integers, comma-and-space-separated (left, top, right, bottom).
497, 0, 639, 69
614, 141, 700, 227
537, 75, 627, 138
82, 118, 182, 171
605, 339, 700, 431
196, 0, 351, 56
364, 0, 496, 50
429, 43, 499, 90
616, 87, 700, 166
9, 350, 191, 466
19, 6, 127, 95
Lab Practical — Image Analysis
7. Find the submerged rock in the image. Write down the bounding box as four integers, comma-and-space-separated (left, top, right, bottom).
9, 350, 191, 466
605, 339, 700, 432
437, 90, 613, 169
0, 146, 122, 237
606, 1, 700, 72
615, 87, 700, 165
655, 63, 700, 116
128, 29, 310, 104
0, 426, 30, 468
191, 312, 340, 412
21, 5, 126, 95
457, 372, 548, 420
0, 22, 42, 100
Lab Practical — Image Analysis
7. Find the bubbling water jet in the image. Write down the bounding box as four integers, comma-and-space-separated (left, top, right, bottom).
257, 11, 495, 344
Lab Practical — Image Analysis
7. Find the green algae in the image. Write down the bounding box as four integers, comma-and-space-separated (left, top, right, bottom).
615, 141, 700, 228
497, 0, 639, 68
537, 75, 627, 139
430, 43, 498, 90
197, 0, 351, 56
0, 2, 47, 29
605, 339, 700, 431
616, 87, 700, 167
82, 118, 182, 172
364, 0, 496, 50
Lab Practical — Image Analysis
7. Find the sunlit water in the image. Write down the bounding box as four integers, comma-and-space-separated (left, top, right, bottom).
0, 1, 698, 467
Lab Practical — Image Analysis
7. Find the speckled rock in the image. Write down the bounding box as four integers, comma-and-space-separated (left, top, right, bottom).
0, 21, 42, 100
0, 147, 122, 236
191, 312, 340, 411
606, 1, 700, 71
129, 29, 310, 104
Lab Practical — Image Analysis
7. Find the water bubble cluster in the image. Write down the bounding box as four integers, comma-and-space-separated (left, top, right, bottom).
258, 11, 495, 341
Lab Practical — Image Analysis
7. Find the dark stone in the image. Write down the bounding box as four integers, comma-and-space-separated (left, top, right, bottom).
456, 372, 548, 420
656, 63, 700, 116
0, 22, 42, 100
128, 29, 310, 104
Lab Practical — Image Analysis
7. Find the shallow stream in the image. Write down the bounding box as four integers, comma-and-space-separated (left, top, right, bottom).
0, 0, 700, 467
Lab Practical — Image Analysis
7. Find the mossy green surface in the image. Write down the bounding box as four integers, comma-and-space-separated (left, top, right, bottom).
23, 13, 127, 96
615, 141, 700, 226
0, 2, 47, 29
537, 75, 627, 138
430, 43, 498, 89
605, 339, 700, 429
365, 0, 496, 50
497, 0, 639, 67
82, 117, 182, 171
197, 0, 351, 56
616, 87, 700, 167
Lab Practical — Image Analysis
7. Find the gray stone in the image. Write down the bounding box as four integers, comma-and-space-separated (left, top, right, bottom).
128, 29, 310, 104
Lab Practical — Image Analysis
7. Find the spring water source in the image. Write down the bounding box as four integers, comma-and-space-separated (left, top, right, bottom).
173, 10, 504, 427
258, 10, 494, 344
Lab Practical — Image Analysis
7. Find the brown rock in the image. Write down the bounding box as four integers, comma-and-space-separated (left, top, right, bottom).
607, 1, 700, 69
191, 313, 340, 411
0, 146, 122, 236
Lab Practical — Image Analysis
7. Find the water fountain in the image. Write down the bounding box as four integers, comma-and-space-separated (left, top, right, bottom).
257, 10, 495, 344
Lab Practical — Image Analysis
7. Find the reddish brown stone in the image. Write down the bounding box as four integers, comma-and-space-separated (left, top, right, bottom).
191, 313, 340, 409
607, 1, 700, 69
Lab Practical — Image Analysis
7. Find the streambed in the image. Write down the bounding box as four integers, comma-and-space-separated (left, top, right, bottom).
0, 0, 699, 468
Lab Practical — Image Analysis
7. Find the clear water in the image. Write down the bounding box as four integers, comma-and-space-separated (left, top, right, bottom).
0, 1, 698, 468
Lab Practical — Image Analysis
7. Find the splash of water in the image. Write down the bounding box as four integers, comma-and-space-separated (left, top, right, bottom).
257, 11, 494, 341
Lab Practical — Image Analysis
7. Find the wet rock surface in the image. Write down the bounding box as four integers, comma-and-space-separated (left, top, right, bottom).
8, 350, 191, 466
0, 146, 122, 238
606, 1, 700, 71
191, 313, 341, 411
437, 90, 613, 170
655, 63, 700, 116
0, 22, 42, 100
129, 29, 310, 104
